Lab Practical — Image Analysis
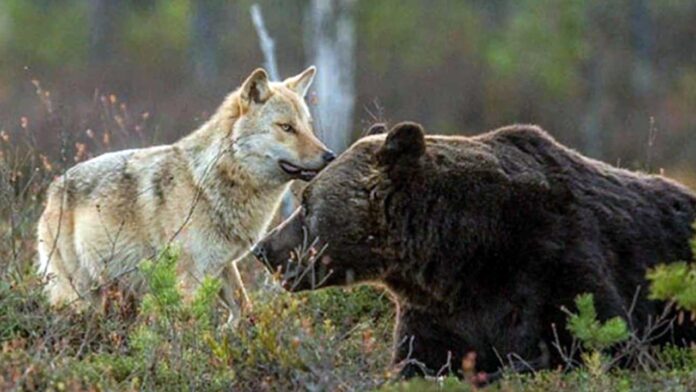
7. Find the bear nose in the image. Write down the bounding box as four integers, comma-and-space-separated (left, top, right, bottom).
251, 243, 266, 261
322, 151, 336, 163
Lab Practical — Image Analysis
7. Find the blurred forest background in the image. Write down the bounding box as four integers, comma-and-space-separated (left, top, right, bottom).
1, 2, 696, 389
1, 0, 695, 185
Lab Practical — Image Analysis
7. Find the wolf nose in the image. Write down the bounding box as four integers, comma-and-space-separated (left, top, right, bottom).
322, 151, 336, 163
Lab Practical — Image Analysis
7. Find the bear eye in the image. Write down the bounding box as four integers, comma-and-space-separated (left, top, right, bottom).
279, 123, 295, 134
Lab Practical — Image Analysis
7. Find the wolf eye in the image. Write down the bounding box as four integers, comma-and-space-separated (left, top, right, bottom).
279, 123, 295, 133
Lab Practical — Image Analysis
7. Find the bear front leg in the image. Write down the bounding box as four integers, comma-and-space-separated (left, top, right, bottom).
392, 305, 468, 379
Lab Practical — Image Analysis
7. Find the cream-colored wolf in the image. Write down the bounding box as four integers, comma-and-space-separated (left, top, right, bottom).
37, 67, 334, 320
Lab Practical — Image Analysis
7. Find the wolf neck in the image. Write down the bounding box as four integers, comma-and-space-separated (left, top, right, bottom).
176, 96, 289, 242
178, 91, 284, 192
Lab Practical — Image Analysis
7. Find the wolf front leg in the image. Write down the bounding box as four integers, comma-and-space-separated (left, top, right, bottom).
220, 255, 253, 327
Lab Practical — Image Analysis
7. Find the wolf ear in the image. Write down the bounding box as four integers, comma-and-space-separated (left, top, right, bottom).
240, 68, 271, 105
284, 66, 316, 97
377, 121, 426, 167
364, 123, 387, 136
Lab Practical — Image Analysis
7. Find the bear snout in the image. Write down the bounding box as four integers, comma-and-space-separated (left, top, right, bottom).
253, 207, 307, 272
251, 243, 266, 262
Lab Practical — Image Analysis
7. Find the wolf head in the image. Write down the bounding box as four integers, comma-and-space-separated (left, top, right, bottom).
230, 66, 335, 184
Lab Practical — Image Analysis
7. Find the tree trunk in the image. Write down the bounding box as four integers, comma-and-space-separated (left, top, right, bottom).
191, 0, 222, 87
580, 2, 605, 158
304, 0, 356, 153
89, 0, 123, 64
630, 0, 654, 99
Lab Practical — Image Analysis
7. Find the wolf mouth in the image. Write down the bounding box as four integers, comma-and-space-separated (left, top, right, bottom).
278, 159, 320, 181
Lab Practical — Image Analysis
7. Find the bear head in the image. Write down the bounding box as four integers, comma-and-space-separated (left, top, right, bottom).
252, 121, 551, 297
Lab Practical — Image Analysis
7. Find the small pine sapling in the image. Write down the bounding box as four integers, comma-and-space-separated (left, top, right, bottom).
565, 293, 629, 376
566, 293, 630, 352
647, 223, 696, 315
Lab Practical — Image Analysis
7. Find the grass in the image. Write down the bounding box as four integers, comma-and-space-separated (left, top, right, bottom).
3, 251, 695, 391
1, 85, 695, 391
0, 260, 396, 390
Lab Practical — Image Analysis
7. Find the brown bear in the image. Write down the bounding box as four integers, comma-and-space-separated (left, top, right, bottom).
252, 121, 696, 378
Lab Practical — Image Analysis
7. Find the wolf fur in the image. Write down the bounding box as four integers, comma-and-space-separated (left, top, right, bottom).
37, 67, 333, 321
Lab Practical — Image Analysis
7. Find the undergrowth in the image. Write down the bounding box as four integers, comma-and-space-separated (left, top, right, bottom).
3, 246, 695, 391
0, 247, 395, 391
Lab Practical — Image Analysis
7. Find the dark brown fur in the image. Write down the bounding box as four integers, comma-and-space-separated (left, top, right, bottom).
253, 122, 696, 378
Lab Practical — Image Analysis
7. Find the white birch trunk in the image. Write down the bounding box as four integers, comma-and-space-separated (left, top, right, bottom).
305, 0, 356, 153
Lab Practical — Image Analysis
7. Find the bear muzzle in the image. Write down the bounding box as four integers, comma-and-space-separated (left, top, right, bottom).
252, 207, 334, 291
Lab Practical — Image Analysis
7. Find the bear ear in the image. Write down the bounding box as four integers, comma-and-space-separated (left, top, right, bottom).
364, 123, 387, 136
377, 121, 426, 166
